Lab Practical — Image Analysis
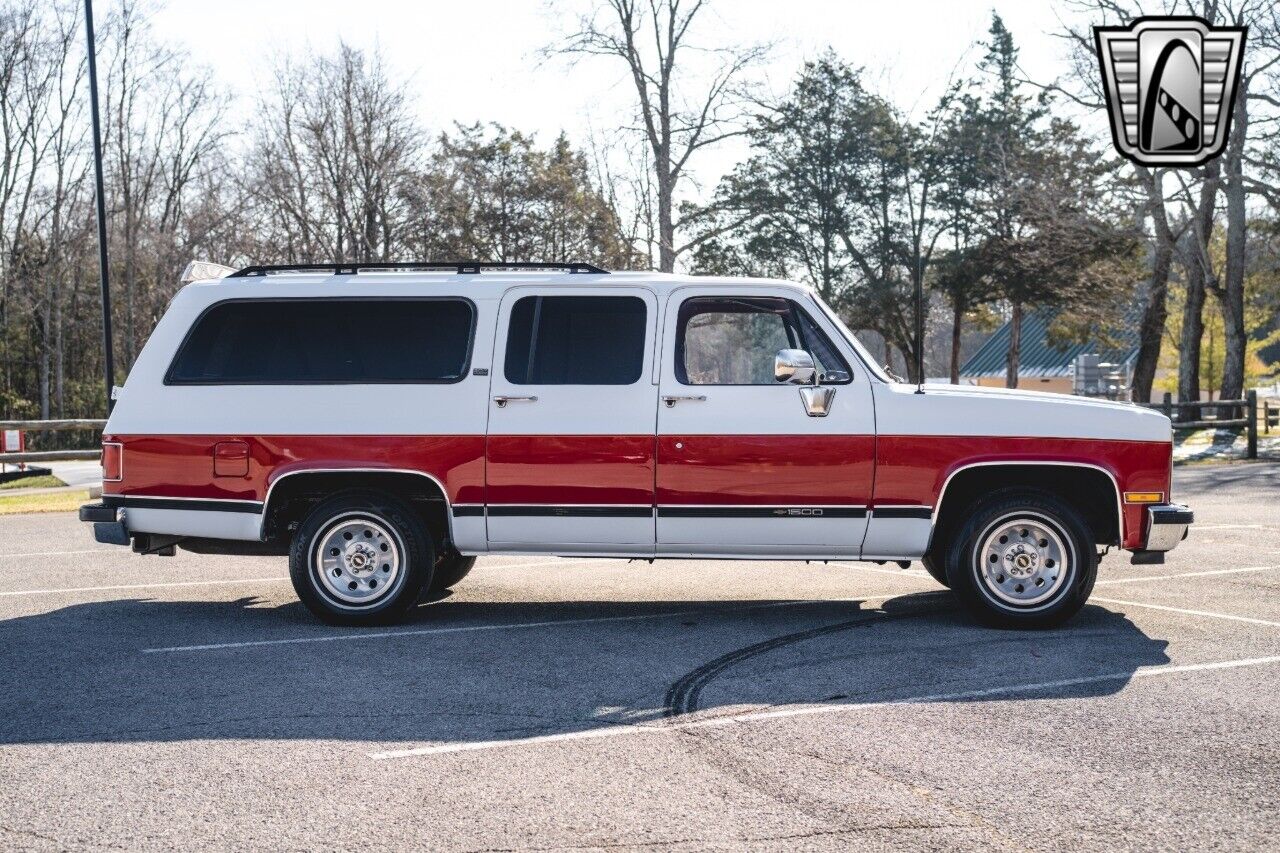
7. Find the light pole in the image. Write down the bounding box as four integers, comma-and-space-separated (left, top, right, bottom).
84, 0, 114, 413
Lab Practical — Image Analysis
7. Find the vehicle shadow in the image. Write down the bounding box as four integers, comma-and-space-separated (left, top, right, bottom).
0, 591, 1170, 749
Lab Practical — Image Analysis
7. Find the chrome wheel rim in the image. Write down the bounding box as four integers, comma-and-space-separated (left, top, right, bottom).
313, 514, 403, 607
974, 513, 1071, 609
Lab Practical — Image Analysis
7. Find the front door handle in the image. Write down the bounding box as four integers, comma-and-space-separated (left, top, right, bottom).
493, 395, 538, 408
662, 394, 707, 408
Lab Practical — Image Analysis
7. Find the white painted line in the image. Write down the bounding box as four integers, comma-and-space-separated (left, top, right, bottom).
368, 654, 1280, 759
1092, 596, 1280, 628
1193, 524, 1276, 531
1095, 565, 1280, 586
0, 548, 116, 558
0, 577, 289, 598
142, 590, 924, 655
834, 561, 929, 578
479, 558, 629, 571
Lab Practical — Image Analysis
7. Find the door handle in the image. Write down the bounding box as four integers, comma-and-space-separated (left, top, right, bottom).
662, 394, 707, 408
493, 395, 538, 408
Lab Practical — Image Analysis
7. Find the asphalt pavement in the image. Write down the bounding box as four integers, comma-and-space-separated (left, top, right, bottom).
0, 463, 1277, 851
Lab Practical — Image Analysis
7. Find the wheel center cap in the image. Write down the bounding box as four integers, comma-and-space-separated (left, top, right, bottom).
346, 544, 376, 575
1006, 549, 1038, 577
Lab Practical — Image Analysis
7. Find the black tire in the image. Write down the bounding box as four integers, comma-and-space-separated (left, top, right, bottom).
428, 552, 476, 595
920, 553, 950, 588
942, 489, 1096, 629
289, 491, 434, 626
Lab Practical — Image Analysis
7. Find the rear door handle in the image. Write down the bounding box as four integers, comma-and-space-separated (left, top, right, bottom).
493, 395, 538, 408
662, 395, 707, 408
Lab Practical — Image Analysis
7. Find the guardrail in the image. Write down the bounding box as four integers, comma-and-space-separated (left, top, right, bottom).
1141, 390, 1271, 459
0, 419, 106, 465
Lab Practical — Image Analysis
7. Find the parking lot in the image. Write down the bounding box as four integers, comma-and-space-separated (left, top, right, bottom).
1, 463, 1277, 851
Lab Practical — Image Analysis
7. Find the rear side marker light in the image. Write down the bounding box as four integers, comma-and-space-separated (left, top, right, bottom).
102, 442, 123, 482
1124, 492, 1164, 504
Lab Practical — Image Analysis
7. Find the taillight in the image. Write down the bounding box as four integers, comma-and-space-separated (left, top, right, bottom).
102, 442, 123, 482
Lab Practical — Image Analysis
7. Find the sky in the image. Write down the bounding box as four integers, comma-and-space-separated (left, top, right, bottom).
142, 0, 1098, 193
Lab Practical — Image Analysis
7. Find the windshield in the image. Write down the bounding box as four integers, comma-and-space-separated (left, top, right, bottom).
808, 293, 893, 383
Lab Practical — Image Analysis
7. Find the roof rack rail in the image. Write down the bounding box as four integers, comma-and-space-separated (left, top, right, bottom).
226, 261, 610, 278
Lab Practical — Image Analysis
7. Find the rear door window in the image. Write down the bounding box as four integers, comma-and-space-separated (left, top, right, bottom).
167, 298, 475, 384
503, 295, 647, 385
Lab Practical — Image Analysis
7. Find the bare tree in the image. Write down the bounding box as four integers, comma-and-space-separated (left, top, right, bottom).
550, 0, 765, 271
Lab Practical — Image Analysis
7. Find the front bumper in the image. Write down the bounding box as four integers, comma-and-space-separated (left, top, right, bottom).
1130, 503, 1192, 564
79, 502, 129, 546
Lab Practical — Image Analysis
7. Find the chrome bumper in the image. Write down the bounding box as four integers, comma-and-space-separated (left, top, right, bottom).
1142, 504, 1193, 552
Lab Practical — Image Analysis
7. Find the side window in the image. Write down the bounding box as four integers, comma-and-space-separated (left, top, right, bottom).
167, 299, 474, 384
676, 297, 852, 386
504, 295, 647, 385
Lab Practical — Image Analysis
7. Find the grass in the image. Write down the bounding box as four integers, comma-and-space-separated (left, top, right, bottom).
0, 473, 66, 490
0, 489, 89, 514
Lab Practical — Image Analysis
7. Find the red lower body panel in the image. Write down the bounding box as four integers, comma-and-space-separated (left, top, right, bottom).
656, 434, 875, 506
102, 433, 1171, 549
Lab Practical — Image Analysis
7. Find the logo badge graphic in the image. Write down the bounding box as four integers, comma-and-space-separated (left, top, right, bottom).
1094, 16, 1246, 166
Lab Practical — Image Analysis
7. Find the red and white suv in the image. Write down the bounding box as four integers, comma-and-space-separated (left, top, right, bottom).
80, 262, 1192, 627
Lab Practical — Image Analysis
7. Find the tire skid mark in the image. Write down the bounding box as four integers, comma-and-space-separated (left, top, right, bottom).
663, 602, 946, 717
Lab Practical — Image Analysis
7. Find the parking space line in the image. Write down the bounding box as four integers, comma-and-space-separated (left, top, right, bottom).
0, 548, 116, 558
0, 577, 289, 597
1193, 524, 1277, 531
1095, 565, 1280, 585
141, 590, 925, 654
368, 654, 1280, 759
1092, 596, 1280, 628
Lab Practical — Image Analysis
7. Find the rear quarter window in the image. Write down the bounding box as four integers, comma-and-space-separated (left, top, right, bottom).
166, 298, 475, 384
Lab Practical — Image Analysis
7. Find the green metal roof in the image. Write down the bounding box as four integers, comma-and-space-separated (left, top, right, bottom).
959, 309, 1140, 379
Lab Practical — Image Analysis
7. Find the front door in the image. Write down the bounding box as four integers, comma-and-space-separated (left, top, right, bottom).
655, 289, 875, 557
485, 286, 658, 553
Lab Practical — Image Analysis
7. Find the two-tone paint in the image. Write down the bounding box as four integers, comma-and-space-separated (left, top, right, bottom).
99, 270, 1175, 560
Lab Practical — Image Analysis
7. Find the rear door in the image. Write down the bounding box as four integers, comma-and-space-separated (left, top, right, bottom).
485, 286, 658, 553
655, 288, 875, 557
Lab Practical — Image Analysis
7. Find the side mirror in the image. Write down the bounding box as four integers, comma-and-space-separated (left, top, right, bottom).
774, 349, 817, 385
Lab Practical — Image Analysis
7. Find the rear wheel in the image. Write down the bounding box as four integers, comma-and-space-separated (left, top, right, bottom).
428, 552, 476, 595
943, 489, 1096, 629
289, 491, 433, 626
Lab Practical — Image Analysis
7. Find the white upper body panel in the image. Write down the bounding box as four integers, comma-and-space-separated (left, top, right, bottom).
106, 268, 1171, 444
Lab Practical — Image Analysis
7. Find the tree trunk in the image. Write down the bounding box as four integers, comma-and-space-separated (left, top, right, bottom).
1131, 216, 1173, 404
656, 169, 675, 273
1178, 261, 1205, 420
1005, 301, 1022, 389
1219, 95, 1248, 405
949, 299, 963, 384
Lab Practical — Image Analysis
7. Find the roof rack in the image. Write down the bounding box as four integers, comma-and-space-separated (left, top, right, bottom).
226, 261, 610, 278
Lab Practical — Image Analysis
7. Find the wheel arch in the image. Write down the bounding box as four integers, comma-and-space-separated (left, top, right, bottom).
261, 468, 454, 546
927, 461, 1123, 554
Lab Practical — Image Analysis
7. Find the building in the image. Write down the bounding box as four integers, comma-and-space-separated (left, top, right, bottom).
959, 309, 1139, 396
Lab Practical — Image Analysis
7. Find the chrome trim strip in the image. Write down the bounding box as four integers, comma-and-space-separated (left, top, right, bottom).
102, 495, 262, 514
260, 468, 456, 540
928, 461, 1125, 548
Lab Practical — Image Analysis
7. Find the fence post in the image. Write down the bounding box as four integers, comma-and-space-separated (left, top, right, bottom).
1247, 390, 1257, 460
1162, 392, 1172, 420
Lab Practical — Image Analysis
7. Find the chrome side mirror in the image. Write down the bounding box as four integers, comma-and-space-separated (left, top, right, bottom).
774, 349, 817, 385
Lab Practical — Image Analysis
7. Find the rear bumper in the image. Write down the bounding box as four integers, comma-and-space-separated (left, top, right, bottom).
1130, 504, 1192, 564
79, 502, 129, 546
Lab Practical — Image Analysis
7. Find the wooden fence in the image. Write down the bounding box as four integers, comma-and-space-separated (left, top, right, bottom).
1142, 390, 1277, 459
0, 419, 107, 464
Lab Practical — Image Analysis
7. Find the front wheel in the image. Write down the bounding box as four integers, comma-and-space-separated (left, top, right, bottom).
943, 490, 1096, 629
289, 492, 434, 626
